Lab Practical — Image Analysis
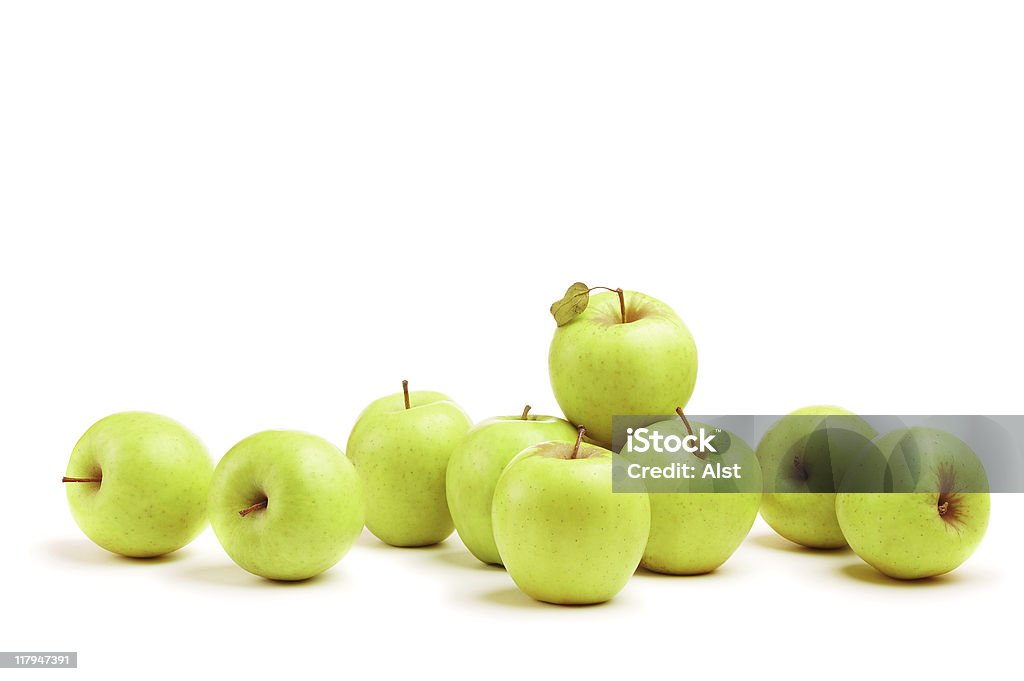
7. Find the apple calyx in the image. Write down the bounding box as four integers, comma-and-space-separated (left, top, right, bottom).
521, 404, 532, 420
239, 499, 268, 517
570, 425, 586, 459
936, 492, 965, 527
402, 379, 410, 410
935, 464, 966, 527
62, 476, 101, 483
675, 408, 707, 460
550, 282, 626, 326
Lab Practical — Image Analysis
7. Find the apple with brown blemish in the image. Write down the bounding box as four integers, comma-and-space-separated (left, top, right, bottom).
836, 426, 990, 579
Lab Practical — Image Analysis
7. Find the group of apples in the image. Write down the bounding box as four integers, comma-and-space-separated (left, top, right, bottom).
63, 284, 990, 604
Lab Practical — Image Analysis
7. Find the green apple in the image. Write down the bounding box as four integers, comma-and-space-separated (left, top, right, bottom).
446, 406, 578, 565
548, 287, 697, 447
208, 430, 364, 581
492, 433, 651, 604
63, 411, 213, 558
347, 381, 472, 547
836, 427, 990, 579
756, 406, 876, 548
624, 415, 762, 574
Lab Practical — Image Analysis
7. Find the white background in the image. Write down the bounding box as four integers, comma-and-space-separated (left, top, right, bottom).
1, 1, 1022, 679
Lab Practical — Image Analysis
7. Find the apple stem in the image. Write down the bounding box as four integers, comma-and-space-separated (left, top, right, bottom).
676, 408, 707, 460
675, 407, 694, 437
938, 500, 950, 516
587, 286, 626, 323
521, 404, 532, 420
239, 499, 268, 517
571, 426, 586, 459
62, 476, 101, 483
402, 379, 410, 410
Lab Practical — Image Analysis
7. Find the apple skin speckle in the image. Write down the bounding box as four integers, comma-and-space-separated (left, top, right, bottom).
346, 389, 472, 548
492, 442, 650, 605
756, 407, 877, 549
209, 430, 365, 581
836, 427, 991, 579
64, 412, 213, 558
548, 290, 697, 448
836, 492, 990, 579
446, 415, 579, 566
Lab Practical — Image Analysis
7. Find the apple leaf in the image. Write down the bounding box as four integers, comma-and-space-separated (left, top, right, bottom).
550, 282, 590, 326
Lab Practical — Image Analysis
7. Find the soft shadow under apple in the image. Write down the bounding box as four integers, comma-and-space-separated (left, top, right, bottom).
177, 562, 346, 589
838, 562, 981, 587
476, 586, 623, 610
432, 548, 504, 571
353, 530, 451, 552
633, 565, 730, 580
40, 538, 191, 566
750, 532, 851, 556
